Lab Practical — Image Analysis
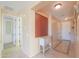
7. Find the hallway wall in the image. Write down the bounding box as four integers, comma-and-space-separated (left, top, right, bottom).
50, 16, 61, 47
0, 6, 2, 57
20, 1, 40, 57
76, 15, 79, 57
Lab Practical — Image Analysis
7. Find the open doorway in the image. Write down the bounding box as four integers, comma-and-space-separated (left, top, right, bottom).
2, 15, 22, 57
51, 17, 77, 57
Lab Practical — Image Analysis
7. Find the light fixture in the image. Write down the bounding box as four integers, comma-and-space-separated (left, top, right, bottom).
54, 3, 62, 9
65, 17, 68, 21
65, 17, 72, 21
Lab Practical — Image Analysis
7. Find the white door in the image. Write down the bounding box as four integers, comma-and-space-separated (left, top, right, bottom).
3, 17, 13, 45
61, 21, 71, 40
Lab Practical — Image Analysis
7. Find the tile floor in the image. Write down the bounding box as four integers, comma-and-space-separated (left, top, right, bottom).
2, 47, 28, 58
2, 46, 75, 58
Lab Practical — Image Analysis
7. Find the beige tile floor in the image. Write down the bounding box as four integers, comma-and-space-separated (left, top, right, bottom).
2, 47, 28, 58
2, 40, 76, 58
33, 49, 71, 58
2, 46, 75, 58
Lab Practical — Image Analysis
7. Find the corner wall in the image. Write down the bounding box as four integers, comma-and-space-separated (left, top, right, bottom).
20, 2, 40, 57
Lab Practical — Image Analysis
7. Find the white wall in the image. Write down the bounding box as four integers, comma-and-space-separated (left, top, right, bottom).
51, 17, 62, 47
28, 8, 40, 57
20, 2, 40, 57
76, 15, 79, 57
0, 7, 2, 57
21, 9, 30, 56
48, 14, 52, 37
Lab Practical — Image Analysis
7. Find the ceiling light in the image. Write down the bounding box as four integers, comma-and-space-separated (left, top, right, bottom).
55, 3, 62, 9
65, 17, 72, 21
65, 17, 68, 21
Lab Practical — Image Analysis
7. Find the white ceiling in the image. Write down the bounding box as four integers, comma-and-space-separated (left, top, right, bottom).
33, 1, 77, 21
52, 1, 76, 20
0, 1, 35, 11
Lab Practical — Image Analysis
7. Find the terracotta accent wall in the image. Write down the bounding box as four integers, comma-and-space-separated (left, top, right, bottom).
35, 13, 48, 37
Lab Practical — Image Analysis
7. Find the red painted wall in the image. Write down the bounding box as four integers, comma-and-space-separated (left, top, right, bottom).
35, 13, 48, 37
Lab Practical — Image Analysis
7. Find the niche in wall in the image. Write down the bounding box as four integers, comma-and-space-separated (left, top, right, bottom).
35, 13, 48, 37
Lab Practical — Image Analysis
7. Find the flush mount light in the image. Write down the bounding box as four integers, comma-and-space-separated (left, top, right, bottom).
65, 17, 68, 21
54, 3, 62, 9
65, 17, 72, 21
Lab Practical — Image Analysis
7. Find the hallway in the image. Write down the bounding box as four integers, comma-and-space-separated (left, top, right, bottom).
0, 1, 79, 58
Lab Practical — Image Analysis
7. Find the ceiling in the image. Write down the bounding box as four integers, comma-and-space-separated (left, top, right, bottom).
0, 1, 38, 12
52, 1, 76, 20
0, 1, 78, 21
33, 1, 77, 21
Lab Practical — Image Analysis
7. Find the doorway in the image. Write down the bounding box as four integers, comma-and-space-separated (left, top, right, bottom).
3, 16, 14, 49
2, 15, 22, 57
52, 19, 77, 57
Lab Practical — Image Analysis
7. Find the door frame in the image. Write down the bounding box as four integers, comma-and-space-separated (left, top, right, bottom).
1, 14, 22, 57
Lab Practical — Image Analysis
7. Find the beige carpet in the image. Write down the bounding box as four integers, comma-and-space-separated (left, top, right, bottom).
54, 40, 71, 54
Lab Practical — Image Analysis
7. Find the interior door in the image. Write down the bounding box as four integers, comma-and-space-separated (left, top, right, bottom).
52, 19, 76, 56
3, 16, 13, 47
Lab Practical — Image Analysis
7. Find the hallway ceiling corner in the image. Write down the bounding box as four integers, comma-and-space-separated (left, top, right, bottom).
33, 1, 77, 21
